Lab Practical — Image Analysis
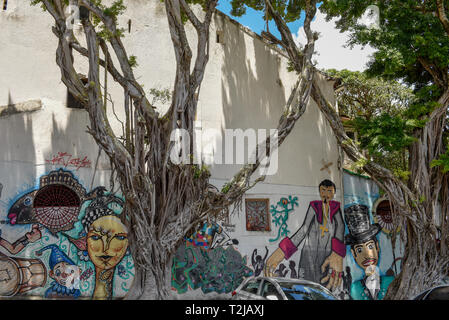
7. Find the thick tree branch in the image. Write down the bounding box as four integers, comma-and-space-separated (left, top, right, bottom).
217, 0, 317, 208
436, 0, 449, 36
310, 79, 424, 227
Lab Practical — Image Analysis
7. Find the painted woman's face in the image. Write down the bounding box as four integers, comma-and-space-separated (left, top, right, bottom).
87, 215, 129, 270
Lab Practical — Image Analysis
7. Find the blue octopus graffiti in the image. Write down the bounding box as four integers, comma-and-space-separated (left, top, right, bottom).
0, 169, 135, 300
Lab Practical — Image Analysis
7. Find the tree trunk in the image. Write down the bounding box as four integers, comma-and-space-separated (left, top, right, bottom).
125, 249, 173, 300
384, 89, 449, 299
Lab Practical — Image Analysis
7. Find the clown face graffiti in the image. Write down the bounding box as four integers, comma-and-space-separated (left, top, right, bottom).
50, 261, 80, 289
87, 215, 129, 271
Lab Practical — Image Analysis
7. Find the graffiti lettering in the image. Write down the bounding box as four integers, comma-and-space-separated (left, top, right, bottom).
172, 244, 253, 294
46, 152, 91, 170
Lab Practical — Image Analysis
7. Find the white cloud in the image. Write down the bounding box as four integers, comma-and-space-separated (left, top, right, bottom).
294, 11, 376, 72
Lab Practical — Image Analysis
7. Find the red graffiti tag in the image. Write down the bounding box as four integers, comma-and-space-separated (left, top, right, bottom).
46, 152, 92, 170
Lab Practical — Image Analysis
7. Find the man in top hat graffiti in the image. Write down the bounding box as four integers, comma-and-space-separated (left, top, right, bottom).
344, 204, 394, 300
265, 179, 346, 292
36, 244, 81, 299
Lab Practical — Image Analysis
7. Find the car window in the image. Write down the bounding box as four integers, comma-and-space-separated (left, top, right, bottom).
279, 283, 336, 300
242, 279, 261, 295
261, 281, 283, 300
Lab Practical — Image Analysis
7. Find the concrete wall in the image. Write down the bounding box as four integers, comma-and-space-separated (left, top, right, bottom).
0, 1, 345, 299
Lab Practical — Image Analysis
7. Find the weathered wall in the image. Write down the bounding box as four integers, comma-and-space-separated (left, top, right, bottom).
0, 1, 347, 300
173, 180, 346, 299
0, 99, 134, 299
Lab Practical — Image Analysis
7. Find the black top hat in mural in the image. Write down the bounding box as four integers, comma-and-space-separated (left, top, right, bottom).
344, 204, 381, 245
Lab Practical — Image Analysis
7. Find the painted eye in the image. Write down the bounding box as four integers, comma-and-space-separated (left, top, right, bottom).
90, 235, 101, 241
24, 197, 32, 207
55, 270, 61, 277
115, 235, 127, 241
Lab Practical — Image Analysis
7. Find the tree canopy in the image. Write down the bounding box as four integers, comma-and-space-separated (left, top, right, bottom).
327, 69, 417, 180
320, 0, 449, 171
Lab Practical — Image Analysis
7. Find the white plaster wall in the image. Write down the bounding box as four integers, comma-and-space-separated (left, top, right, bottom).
0, 97, 112, 241
0, 1, 67, 106
0, 1, 341, 192
212, 177, 343, 265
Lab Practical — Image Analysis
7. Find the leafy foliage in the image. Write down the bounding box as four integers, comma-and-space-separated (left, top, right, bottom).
229, 0, 306, 23
319, 0, 449, 112
327, 69, 414, 119
327, 69, 416, 180
431, 148, 449, 173
319, 1, 449, 178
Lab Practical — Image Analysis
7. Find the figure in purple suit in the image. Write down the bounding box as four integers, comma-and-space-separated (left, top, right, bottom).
265, 180, 346, 292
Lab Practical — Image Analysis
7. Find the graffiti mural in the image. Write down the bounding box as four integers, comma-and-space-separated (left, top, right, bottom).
343, 170, 403, 300
344, 204, 394, 300
269, 195, 298, 243
0, 254, 47, 297
7, 169, 87, 234
36, 245, 81, 299
173, 222, 250, 294
186, 221, 238, 250
251, 247, 268, 277
64, 189, 129, 300
171, 243, 253, 294
0, 169, 134, 300
265, 180, 346, 293
245, 199, 270, 231
0, 224, 41, 255
0, 221, 45, 297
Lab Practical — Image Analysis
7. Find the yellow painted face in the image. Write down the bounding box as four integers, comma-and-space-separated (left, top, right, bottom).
87, 215, 129, 271
319, 185, 335, 204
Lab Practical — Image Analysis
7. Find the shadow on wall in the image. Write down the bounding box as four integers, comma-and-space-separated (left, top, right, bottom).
220, 19, 287, 129
0, 94, 37, 196
210, 16, 285, 179
216, 14, 337, 185
47, 104, 111, 183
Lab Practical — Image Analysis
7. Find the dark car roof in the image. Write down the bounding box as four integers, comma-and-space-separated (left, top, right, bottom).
414, 285, 449, 300
424, 286, 449, 300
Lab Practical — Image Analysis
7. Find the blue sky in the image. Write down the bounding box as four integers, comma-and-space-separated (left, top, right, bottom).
216, 1, 312, 40
215, 1, 373, 72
